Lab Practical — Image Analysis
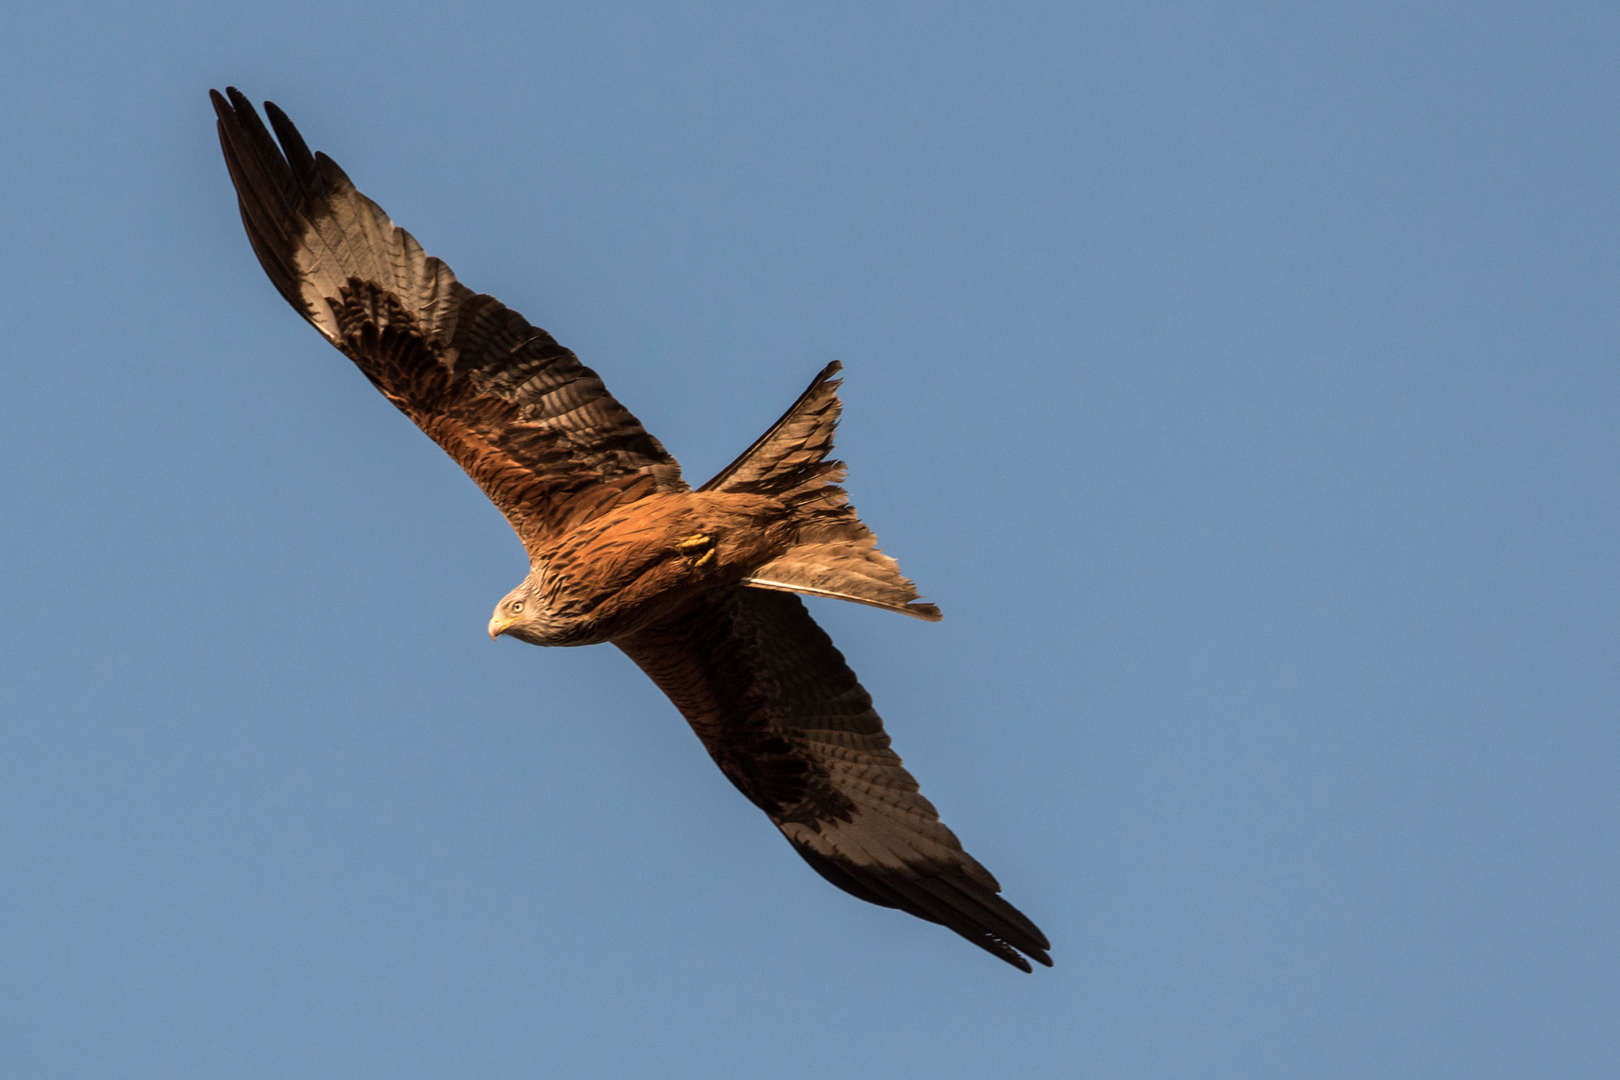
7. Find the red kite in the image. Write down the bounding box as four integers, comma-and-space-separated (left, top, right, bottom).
212, 88, 1050, 971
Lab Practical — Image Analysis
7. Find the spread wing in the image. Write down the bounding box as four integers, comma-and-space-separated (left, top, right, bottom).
617, 588, 1051, 971
212, 88, 685, 551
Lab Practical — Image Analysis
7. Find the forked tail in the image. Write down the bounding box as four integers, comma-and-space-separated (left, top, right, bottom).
701, 362, 942, 621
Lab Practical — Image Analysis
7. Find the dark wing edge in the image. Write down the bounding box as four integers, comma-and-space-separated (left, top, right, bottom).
210, 87, 686, 548
617, 587, 1050, 971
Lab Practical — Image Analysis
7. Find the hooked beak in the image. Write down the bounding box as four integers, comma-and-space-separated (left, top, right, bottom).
488, 614, 511, 641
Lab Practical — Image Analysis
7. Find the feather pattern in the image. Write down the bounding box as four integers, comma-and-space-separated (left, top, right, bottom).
619, 588, 1050, 971
212, 87, 684, 551
706, 364, 942, 621
214, 88, 1047, 971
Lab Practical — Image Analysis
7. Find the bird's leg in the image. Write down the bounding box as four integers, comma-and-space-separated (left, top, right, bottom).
676, 532, 717, 567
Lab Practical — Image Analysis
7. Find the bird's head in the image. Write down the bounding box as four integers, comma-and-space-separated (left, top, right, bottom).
488, 583, 538, 642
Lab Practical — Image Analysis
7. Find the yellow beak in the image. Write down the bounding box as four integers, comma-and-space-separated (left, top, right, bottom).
488, 614, 511, 641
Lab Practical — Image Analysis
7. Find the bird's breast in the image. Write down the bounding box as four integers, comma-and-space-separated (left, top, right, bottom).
513, 491, 795, 646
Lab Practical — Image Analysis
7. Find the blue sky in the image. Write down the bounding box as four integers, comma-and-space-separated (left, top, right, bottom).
2, 2, 1617, 1077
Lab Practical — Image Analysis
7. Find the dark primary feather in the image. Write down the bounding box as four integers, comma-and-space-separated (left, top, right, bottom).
618, 588, 1051, 971
211, 87, 685, 550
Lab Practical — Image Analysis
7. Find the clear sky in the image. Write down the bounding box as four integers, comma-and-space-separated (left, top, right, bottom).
2, 2, 1617, 1077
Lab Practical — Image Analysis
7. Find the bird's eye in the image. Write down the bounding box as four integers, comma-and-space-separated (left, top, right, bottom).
511, 601, 524, 612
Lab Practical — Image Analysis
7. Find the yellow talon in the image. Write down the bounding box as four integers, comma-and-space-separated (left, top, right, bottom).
676, 533, 717, 566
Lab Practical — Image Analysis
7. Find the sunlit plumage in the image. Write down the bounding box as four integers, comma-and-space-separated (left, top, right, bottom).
212, 87, 1049, 971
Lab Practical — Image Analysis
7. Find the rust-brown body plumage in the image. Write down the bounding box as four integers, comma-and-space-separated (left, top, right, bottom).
212, 87, 1050, 971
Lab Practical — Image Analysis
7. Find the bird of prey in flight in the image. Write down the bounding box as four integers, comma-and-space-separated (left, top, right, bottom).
211, 87, 1051, 972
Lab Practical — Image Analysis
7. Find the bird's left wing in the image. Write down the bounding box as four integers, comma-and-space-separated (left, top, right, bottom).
212, 88, 686, 551
617, 587, 1051, 971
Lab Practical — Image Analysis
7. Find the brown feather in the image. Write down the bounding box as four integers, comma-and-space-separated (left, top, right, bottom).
212, 88, 684, 551
215, 88, 1047, 971
618, 588, 1050, 970
703, 364, 942, 621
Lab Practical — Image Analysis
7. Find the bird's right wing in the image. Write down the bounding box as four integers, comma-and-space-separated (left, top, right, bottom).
617, 587, 1050, 971
212, 88, 686, 552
